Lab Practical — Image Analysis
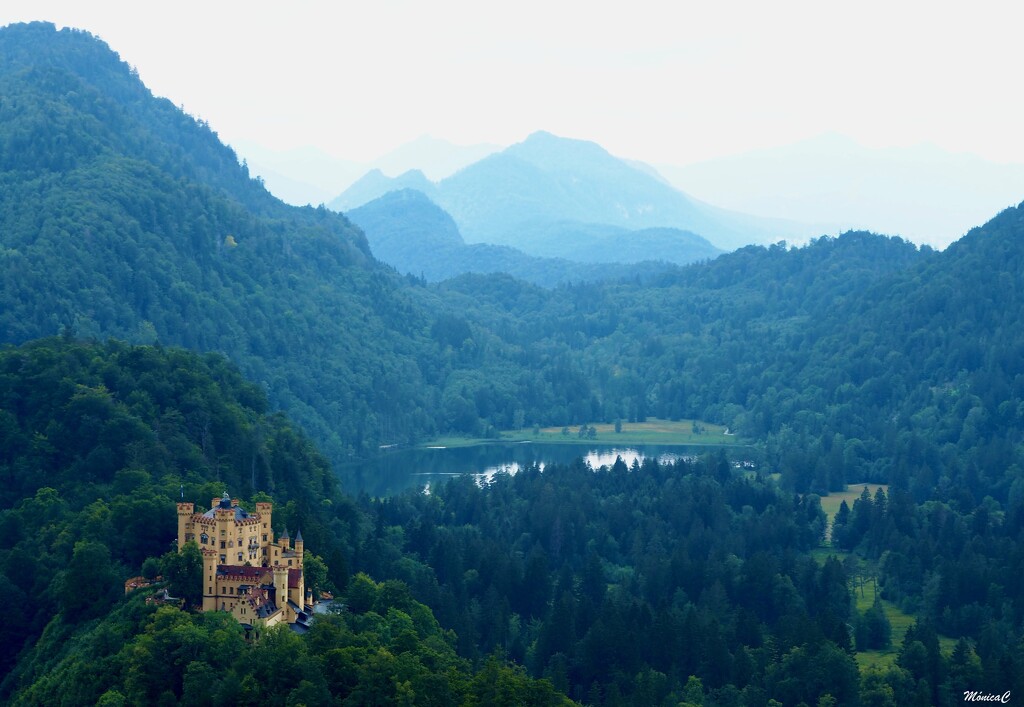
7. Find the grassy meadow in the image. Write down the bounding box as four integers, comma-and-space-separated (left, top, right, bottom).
813, 484, 956, 671
422, 417, 747, 448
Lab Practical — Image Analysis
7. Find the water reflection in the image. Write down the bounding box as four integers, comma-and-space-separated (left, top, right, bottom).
336, 443, 722, 497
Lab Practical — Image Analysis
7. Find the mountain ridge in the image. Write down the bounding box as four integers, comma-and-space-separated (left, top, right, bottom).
5, 19, 1024, 486
329, 130, 820, 253
0, 22, 438, 463
346, 189, 696, 285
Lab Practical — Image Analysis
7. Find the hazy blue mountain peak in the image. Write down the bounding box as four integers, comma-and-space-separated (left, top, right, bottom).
330, 167, 437, 211
506, 130, 621, 172
329, 126, 824, 252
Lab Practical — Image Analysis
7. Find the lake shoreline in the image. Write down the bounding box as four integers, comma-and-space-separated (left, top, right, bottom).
416, 417, 753, 450
339, 436, 761, 497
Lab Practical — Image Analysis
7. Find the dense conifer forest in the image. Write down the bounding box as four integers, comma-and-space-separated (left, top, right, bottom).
0, 339, 570, 705
3, 20, 1024, 706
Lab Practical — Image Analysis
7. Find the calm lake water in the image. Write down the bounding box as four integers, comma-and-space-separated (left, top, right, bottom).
335, 442, 743, 497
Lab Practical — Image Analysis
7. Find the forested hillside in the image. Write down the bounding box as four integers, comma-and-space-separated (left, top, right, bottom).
0, 22, 455, 462
363, 457, 861, 704
5, 21, 1024, 704
0, 337, 341, 688
8, 21, 1023, 498
0, 338, 570, 705
435, 210, 1024, 505
359, 457, 1024, 705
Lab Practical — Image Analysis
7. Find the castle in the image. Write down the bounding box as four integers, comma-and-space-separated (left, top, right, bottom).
176, 493, 314, 632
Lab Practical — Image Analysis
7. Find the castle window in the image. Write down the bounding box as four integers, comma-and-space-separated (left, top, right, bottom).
263, 534, 268, 541
220, 555, 226, 563
221, 541, 226, 549
288, 560, 293, 566
200, 533, 208, 544
238, 552, 243, 562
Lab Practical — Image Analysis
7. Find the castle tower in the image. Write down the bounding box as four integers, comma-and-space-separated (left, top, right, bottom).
275, 527, 290, 566
176, 502, 194, 550
255, 501, 273, 562
294, 528, 304, 561
273, 564, 290, 619
201, 548, 218, 612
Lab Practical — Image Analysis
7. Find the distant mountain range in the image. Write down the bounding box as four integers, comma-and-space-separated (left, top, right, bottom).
658, 133, 1024, 248
346, 190, 703, 285
257, 130, 1024, 253
7, 24, 1024, 703
334, 168, 436, 212
330, 131, 819, 255
233, 136, 500, 207
8, 19, 1024, 475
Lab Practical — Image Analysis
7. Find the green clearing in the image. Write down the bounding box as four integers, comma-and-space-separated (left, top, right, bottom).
819, 483, 889, 543
853, 579, 915, 670
810, 546, 850, 565
419, 418, 749, 449
811, 497, 955, 672
851, 577, 956, 670
820, 483, 890, 524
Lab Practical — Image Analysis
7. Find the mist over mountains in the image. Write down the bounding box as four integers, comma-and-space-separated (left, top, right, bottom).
6, 20, 1024, 705
658, 133, 1024, 248
250, 129, 1024, 255
346, 189, 707, 285
235, 135, 500, 208
4, 20, 1024, 468
330, 131, 815, 255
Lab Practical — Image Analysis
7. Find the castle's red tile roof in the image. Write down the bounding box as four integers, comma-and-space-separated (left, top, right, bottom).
217, 565, 271, 581
215, 565, 303, 588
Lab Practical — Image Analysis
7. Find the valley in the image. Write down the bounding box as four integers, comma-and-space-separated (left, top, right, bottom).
1, 19, 1022, 706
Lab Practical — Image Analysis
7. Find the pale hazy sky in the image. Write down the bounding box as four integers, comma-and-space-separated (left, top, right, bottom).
3, 0, 1024, 167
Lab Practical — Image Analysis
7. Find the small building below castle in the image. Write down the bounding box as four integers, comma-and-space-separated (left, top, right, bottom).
176, 492, 314, 633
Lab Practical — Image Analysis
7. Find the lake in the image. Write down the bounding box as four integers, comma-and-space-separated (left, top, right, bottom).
335, 442, 747, 497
